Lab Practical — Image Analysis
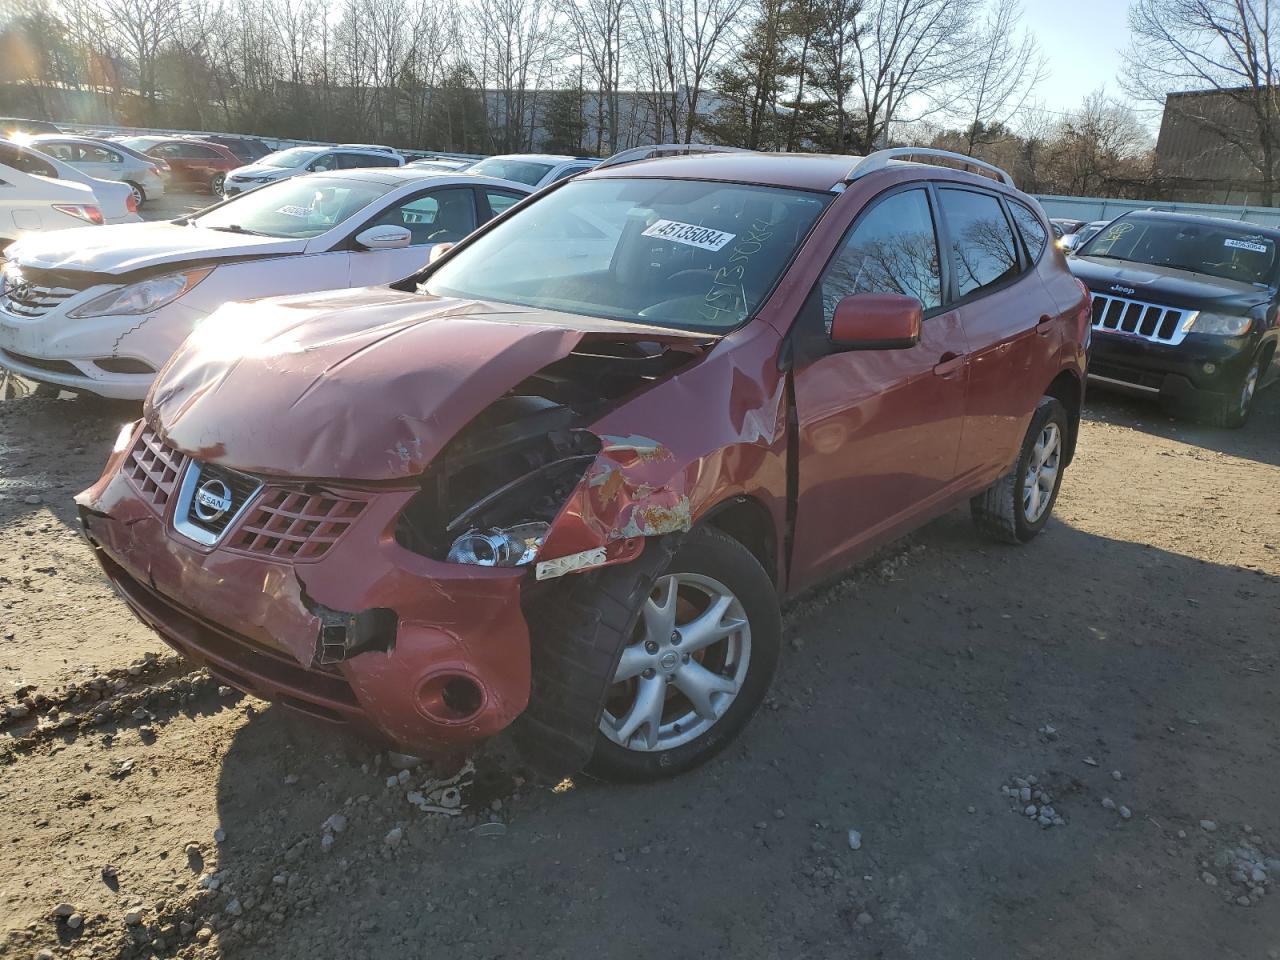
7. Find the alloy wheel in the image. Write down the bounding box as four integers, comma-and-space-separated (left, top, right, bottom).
1240, 361, 1260, 417
600, 572, 751, 752
1022, 422, 1061, 523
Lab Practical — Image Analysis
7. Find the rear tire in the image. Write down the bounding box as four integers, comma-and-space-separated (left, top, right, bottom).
971, 396, 1068, 544
210, 173, 225, 196
125, 180, 146, 204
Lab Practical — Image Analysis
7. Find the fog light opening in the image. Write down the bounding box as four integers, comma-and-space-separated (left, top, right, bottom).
1202, 362, 1217, 374
416, 673, 485, 724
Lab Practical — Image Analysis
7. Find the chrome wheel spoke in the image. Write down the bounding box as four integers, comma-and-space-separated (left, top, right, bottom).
615, 675, 665, 748
673, 661, 737, 720
679, 593, 742, 652
614, 644, 652, 683
641, 576, 678, 645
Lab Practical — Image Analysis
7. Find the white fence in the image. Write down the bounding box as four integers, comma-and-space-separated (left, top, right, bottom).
1034, 193, 1280, 229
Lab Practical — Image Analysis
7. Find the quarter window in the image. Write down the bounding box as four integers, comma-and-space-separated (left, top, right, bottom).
818, 188, 942, 327
1008, 200, 1048, 261
938, 188, 1019, 298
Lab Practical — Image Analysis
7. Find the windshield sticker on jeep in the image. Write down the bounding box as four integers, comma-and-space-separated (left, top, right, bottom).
276, 204, 312, 217
1225, 238, 1270, 254
642, 219, 736, 251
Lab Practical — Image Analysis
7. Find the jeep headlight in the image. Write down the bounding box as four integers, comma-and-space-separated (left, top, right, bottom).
446, 522, 549, 567
68, 267, 213, 318
1184, 312, 1252, 336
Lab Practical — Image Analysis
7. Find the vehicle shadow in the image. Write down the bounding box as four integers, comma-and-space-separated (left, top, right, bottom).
1084, 373, 1280, 469
208, 512, 1279, 960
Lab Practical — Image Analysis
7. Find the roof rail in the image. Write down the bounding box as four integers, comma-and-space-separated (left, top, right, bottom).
845, 148, 1015, 187
595, 143, 751, 170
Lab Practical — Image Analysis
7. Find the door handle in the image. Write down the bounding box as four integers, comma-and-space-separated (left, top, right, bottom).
1036, 314, 1054, 336
933, 352, 965, 377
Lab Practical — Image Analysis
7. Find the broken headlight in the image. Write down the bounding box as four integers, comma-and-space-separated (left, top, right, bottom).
446, 521, 550, 567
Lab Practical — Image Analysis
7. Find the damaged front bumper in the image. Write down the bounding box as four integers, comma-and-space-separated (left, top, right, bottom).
76, 436, 534, 751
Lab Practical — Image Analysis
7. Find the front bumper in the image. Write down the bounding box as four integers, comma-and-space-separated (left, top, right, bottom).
1087, 329, 1255, 405
75, 433, 533, 751
0, 299, 203, 400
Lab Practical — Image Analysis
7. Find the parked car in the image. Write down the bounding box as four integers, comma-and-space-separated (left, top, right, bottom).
191, 134, 273, 164
0, 117, 60, 137
115, 137, 241, 195
1049, 217, 1086, 239
1059, 220, 1109, 254
75, 146, 1088, 781
27, 134, 166, 204
466, 153, 599, 188
407, 157, 475, 172
222, 145, 404, 197
0, 168, 530, 398
0, 139, 139, 223
1069, 210, 1280, 426
0, 158, 108, 259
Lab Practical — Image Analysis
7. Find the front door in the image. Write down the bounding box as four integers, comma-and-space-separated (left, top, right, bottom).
346, 186, 481, 287
790, 186, 969, 585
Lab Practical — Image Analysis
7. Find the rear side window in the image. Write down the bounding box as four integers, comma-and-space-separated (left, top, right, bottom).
818, 188, 942, 326
0, 143, 56, 179
1008, 201, 1048, 261
938, 188, 1019, 298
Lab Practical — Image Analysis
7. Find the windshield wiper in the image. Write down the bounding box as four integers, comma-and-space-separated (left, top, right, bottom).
206, 224, 272, 237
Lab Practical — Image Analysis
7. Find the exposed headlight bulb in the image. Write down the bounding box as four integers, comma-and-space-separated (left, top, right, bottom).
447, 522, 550, 567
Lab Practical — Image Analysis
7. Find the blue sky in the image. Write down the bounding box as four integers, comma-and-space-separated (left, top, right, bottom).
1023, 0, 1133, 113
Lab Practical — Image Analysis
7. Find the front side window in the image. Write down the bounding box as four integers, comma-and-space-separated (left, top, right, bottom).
192, 175, 392, 239
1008, 201, 1048, 261
374, 187, 477, 244
425, 177, 829, 331
484, 189, 522, 218
1078, 214, 1278, 286
469, 158, 555, 186
818, 188, 942, 327
40, 141, 76, 162
938, 188, 1019, 298
309, 153, 338, 172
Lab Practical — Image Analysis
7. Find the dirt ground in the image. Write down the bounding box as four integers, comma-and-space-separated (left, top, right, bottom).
1, 371, 1278, 960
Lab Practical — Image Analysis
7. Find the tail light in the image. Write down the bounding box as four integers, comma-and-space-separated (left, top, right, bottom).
125, 192, 138, 214
150, 164, 166, 177
52, 203, 104, 225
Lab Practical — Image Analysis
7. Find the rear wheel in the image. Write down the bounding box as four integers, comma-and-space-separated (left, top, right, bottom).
125, 180, 146, 204
971, 396, 1068, 544
210, 173, 225, 196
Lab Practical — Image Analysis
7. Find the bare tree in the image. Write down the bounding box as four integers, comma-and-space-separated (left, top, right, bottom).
561, 0, 627, 152
1125, 0, 1280, 203
954, 0, 1046, 155
98, 0, 184, 119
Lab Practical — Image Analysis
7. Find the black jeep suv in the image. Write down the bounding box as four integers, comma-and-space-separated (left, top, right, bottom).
1070, 210, 1279, 426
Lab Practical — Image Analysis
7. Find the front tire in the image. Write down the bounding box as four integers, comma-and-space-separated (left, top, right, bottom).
586, 527, 780, 781
971, 396, 1068, 544
1207, 354, 1262, 429
210, 173, 225, 196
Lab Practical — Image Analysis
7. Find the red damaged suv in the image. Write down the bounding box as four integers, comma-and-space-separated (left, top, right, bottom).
77, 147, 1090, 781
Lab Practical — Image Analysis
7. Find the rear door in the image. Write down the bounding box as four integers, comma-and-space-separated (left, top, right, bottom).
790, 185, 970, 582
938, 187, 1054, 483
77, 143, 127, 182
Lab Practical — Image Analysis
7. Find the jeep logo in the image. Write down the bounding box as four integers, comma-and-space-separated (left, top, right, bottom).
1110, 284, 1136, 295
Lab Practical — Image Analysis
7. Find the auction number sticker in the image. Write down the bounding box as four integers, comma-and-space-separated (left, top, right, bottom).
642, 219, 735, 251
1225, 237, 1270, 253
276, 204, 312, 217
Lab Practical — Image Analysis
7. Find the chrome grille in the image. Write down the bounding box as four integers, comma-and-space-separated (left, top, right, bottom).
228, 488, 369, 562
1, 282, 82, 318
1090, 292, 1195, 346
124, 428, 187, 510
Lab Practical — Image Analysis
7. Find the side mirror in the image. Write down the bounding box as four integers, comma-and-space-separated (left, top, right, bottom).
354, 225, 412, 250
427, 242, 454, 264
830, 292, 922, 350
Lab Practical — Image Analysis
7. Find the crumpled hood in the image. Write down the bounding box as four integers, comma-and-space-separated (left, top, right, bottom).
146, 287, 709, 481
7, 221, 307, 275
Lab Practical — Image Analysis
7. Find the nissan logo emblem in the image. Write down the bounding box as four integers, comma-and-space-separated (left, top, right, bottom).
193, 478, 234, 522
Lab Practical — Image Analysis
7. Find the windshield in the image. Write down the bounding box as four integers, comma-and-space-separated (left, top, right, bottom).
192, 176, 391, 239
1079, 214, 1279, 285
468, 158, 555, 185
425, 177, 831, 330
262, 147, 324, 169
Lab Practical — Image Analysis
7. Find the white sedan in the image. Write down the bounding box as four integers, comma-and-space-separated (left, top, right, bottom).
27, 134, 167, 204
0, 168, 530, 399
1, 138, 139, 226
